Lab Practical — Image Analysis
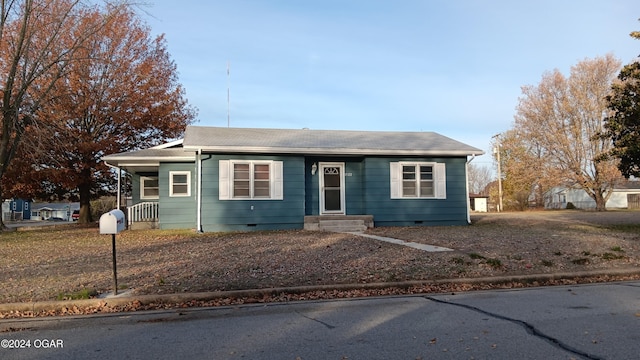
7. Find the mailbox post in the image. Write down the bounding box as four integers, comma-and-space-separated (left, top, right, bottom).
99, 209, 125, 295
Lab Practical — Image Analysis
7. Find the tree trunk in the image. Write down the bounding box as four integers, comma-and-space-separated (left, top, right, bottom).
78, 168, 93, 223
593, 191, 607, 211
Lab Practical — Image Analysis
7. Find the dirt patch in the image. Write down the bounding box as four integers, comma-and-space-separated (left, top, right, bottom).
1, 210, 639, 309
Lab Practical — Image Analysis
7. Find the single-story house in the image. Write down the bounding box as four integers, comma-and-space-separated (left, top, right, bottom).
544, 181, 640, 210
30, 202, 80, 221
102, 126, 484, 232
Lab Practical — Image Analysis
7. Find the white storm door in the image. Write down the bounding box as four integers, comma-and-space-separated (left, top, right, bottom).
320, 163, 345, 214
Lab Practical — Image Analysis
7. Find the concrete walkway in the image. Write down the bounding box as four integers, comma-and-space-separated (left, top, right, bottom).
348, 232, 453, 252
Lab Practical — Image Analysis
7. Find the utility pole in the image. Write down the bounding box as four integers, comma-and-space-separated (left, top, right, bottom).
227, 61, 230, 128
492, 134, 504, 212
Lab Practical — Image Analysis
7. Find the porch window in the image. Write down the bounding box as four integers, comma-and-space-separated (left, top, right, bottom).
141, 176, 159, 199
219, 160, 283, 200
169, 171, 191, 197
391, 162, 446, 199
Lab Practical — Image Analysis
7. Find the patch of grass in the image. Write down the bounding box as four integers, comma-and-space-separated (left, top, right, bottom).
605, 224, 640, 233
610, 246, 624, 253
485, 258, 502, 269
541, 260, 554, 267
582, 251, 592, 256
601, 252, 625, 261
56, 288, 97, 301
468, 253, 486, 260
571, 258, 590, 265
449, 257, 466, 265
511, 255, 523, 261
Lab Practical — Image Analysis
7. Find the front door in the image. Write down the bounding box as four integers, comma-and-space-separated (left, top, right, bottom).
320, 162, 345, 214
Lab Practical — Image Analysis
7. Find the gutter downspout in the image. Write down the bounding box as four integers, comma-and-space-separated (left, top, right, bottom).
465, 154, 476, 224
105, 163, 121, 210
196, 148, 203, 232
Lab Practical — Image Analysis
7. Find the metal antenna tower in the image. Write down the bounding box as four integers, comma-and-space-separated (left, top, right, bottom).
227, 61, 230, 127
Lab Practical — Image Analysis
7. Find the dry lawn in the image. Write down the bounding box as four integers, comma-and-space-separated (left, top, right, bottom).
1, 210, 639, 304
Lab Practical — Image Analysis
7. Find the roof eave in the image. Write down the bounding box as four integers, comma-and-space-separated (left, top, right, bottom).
183, 145, 484, 157
102, 155, 195, 166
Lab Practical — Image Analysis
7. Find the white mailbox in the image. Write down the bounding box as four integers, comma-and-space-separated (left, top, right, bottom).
99, 209, 126, 234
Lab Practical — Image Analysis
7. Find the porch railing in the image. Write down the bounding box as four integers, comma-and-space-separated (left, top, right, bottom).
127, 202, 159, 226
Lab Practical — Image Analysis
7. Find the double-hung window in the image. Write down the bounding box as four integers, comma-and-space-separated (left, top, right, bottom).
390, 162, 446, 199
219, 160, 283, 200
402, 164, 435, 197
233, 162, 271, 198
141, 176, 159, 200
169, 171, 191, 197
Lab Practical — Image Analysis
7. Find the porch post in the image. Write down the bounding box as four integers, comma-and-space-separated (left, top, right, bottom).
116, 167, 121, 210
105, 163, 122, 210
196, 148, 202, 232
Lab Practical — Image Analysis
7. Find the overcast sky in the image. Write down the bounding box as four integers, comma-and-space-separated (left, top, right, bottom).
142, 1, 640, 166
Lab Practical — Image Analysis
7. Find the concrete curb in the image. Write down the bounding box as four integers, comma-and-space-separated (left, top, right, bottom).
2, 268, 640, 314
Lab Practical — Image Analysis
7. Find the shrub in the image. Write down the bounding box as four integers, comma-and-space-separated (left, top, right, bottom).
541, 260, 554, 267
486, 258, 502, 268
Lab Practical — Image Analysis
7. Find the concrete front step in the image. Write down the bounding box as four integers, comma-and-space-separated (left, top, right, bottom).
304, 215, 374, 232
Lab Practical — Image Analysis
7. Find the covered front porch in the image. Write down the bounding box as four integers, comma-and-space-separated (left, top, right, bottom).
127, 202, 159, 230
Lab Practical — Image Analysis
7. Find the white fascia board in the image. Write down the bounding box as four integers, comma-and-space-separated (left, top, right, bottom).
183, 145, 484, 157
151, 139, 184, 149
102, 155, 195, 162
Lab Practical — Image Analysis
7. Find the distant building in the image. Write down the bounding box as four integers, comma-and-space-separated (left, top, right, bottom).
30, 202, 80, 221
2, 199, 31, 221
544, 181, 640, 209
469, 194, 489, 212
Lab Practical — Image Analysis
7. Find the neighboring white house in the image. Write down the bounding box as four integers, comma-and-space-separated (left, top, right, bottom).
2, 200, 9, 221
545, 182, 640, 209
30, 202, 80, 221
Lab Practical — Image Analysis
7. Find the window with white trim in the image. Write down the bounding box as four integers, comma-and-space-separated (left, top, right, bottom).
140, 176, 159, 199
169, 171, 191, 197
219, 160, 283, 200
233, 161, 271, 198
390, 162, 446, 199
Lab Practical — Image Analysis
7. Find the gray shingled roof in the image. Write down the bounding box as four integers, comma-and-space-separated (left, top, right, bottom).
182, 126, 484, 156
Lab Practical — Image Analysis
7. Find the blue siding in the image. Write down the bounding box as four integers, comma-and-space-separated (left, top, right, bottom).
132, 154, 470, 231
364, 157, 469, 226
200, 155, 305, 231
158, 163, 196, 229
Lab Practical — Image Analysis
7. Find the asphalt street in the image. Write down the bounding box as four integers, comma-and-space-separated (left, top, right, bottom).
1, 281, 639, 359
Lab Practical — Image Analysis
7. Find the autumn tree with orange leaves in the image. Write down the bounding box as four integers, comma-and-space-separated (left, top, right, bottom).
0, 0, 134, 228
502, 55, 623, 211
4, 5, 196, 223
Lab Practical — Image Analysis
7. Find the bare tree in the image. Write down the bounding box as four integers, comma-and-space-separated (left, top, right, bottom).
513, 54, 623, 211
467, 163, 492, 195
